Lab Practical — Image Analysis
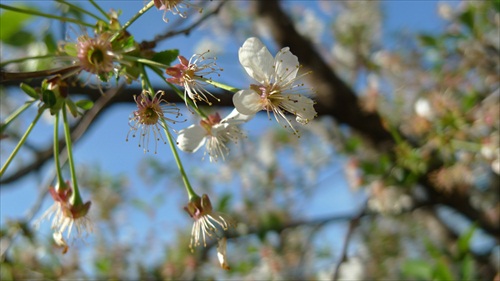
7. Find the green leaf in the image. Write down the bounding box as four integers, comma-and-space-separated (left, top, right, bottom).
216, 193, 232, 213
457, 224, 476, 255
0, 5, 33, 42
461, 254, 475, 280
151, 49, 179, 66
3, 30, 35, 47
66, 99, 78, 117
458, 7, 475, 33
401, 259, 433, 280
20, 83, 38, 99
75, 100, 94, 110
43, 33, 57, 53
418, 34, 438, 48
433, 259, 455, 281
64, 43, 77, 57
42, 90, 56, 107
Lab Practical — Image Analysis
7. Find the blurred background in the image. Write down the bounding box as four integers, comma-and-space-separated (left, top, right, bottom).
1, 1, 499, 280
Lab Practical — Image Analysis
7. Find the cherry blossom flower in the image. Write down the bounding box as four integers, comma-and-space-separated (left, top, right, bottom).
35, 183, 93, 253
127, 90, 182, 154
184, 194, 234, 250
233, 37, 317, 134
176, 109, 251, 162
153, 0, 202, 23
76, 32, 115, 76
166, 52, 222, 107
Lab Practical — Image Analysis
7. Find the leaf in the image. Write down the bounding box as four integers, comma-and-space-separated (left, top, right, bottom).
418, 34, 438, 48
433, 259, 455, 281
458, 7, 475, 33
3, 30, 35, 47
216, 193, 232, 213
457, 224, 476, 256
401, 259, 433, 280
75, 100, 94, 110
65, 99, 78, 117
43, 33, 58, 53
0, 5, 33, 42
151, 49, 179, 66
461, 254, 475, 280
20, 83, 38, 99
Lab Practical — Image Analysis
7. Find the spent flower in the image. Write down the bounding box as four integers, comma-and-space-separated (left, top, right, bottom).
127, 90, 182, 153
233, 37, 317, 134
184, 194, 234, 250
176, 109, 252, 162
35, 182, 93, 253
166, 52, 222, 107
154, 0, 202, 22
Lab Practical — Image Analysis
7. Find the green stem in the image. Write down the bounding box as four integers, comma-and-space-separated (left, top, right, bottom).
62, 105, 83, 206
122, 55, 171, 69
56, 0, 105, 23
0, 108, 43, 178
201, 77, 240, 93
0, 4, 94, 28
88, 0, 110, 20
0, 55, 56, 67
53, 111, 66, 188
139, 63, 155, 96
0, 100, 34, 134
161, 119, 198, 200
110, 1, 154, 42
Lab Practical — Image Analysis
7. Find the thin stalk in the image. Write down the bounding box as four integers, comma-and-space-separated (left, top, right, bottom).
1, 100, 34, 134
88, 0, 110, 20
61, 105, 83, 206
53, 111, 65, 187
0, 55, 56, 67
201, 77, 240, 93
110, 1, 154, 42
56, 0, 105, 23
0, 4, 94, 28
0, 108, 43, 178
162, 119, 198, 200
122, 55, 171, 69
139, 63, 155, 96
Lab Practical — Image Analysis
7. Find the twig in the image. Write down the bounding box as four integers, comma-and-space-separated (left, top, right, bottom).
139, 0, 227, 50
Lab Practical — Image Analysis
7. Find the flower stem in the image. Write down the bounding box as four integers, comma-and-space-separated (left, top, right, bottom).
56, 0, 105, 23
0, 108, 43, 178
61, 105, 83, 206
53, 111, 66, 188
88, 0, 110, 20
201, 77, 240, 93
161, 119, 199, 200
0, 55, 57, 67
0, 100, 34, 134
110, 1, 154, 42
122, 55, 171, 70
0, 4, 94, 28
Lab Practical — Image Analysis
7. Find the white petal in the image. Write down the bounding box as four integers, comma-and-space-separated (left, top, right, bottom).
233, 89, 263, 116
281, 94, 317, 124
239, 37, 274, 84
176, 124, 206, 152
222, 108, 254, 125
217, 237, 230, 270
275, 47, 299, 85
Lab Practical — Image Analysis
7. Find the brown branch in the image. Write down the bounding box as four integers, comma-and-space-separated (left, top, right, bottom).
254, 0, 499, 240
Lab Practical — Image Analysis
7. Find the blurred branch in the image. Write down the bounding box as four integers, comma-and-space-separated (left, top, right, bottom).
254, 0, 499, 241
139, 0, 227, 50
331, 203, 366, 281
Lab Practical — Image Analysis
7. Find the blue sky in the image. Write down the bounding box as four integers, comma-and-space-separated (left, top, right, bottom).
0, 0, 456, 274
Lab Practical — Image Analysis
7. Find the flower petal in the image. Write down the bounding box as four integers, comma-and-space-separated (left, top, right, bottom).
217, 237, 230, 270
281, 94, 317, 124
274, 47, 299, 86
222, 108, 254, 125
233, 89, 263, 116
239, 37, 274, 84
176, 124, 206, 152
